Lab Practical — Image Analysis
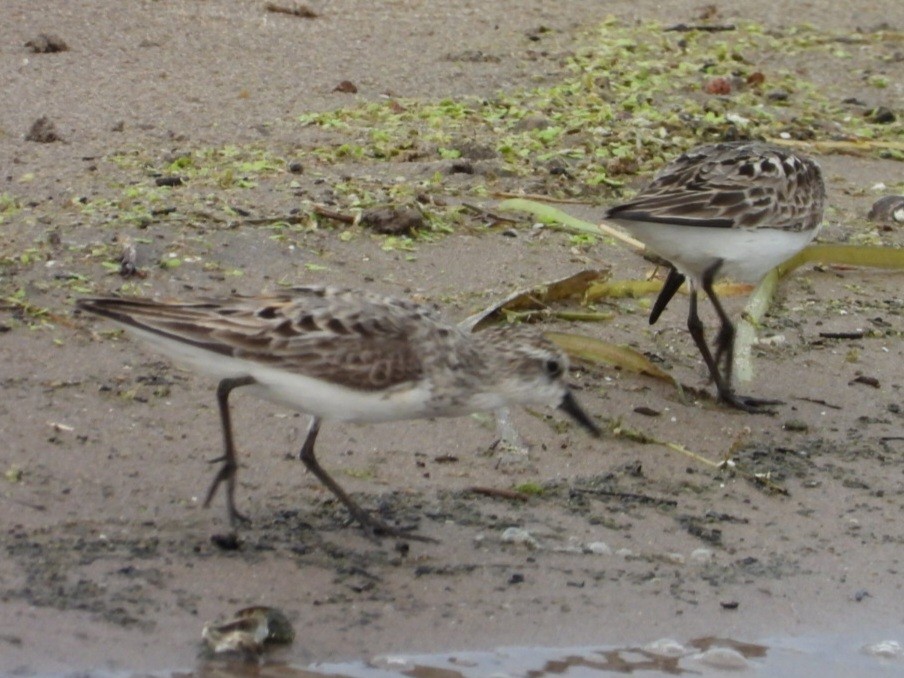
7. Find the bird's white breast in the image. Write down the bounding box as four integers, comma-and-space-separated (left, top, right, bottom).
612, 220, 817, 283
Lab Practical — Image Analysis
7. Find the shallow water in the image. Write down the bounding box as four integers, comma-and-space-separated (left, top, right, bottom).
309, 634, 904, 678
23, 631, 904, 678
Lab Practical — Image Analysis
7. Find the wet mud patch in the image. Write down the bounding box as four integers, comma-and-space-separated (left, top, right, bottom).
3, 525, 167, 629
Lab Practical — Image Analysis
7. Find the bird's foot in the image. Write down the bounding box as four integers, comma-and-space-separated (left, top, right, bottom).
226, 506, 252, 526
351, 509, 438, 543
718, 390, 782, 415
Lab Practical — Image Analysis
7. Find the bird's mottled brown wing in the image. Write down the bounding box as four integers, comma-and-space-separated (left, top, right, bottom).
606, 142, 825, 232
77, 286, 437, 390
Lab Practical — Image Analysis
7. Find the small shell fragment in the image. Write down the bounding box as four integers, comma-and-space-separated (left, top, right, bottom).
120, 241, 139, 277
201, 606, 294, 659
867, 195, 904, 223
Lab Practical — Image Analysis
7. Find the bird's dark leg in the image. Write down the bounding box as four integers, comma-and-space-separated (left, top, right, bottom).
298, 418, 436, 542
685, 282, 727, 395
650, 267, 686, 325
700, 263, 781, 414
702, 262, 736, 384
204, 375, 256, 526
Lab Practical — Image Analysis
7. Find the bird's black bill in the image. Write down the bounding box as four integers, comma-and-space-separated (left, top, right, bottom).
559, 390, 601, 438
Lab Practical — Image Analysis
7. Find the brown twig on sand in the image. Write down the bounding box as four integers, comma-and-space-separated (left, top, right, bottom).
467, 487, 531, 502
312, 205, 356, 224
664, 23, 736, 32
264, 2, 318, 18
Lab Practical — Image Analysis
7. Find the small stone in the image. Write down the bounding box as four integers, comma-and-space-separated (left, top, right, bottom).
693, 647, 749, 670
25, 33, 69, 53
360, 206, 425, 236
514, 114, 553, 131
25, 116, 62, 143
783, 419, 809, 432
643, 638, 688, 658
851, 375, 880, 389
862, 640, 904, 659
746, 72, 765, 86
755, 334, 786, 346
585, 541, 612, 555
690, 548, 714, 564
333, 80, 358, 94
155, 176, 184, 187
501, 527, 539, 549
448, 161, 474, 174
704, 77, 732, 95
865, 106, 895, 124
455, 142, 498, 160
210, 533, 241, 550
634, 406, 660, 417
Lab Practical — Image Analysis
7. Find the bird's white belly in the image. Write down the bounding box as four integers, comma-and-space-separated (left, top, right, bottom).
249, 363, 434, 423
612, 221, 817, 283
118, 326, 435, 423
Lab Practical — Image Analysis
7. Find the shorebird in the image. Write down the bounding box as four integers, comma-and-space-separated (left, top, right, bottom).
605, 141, 825, 411
77, 286, 600, 538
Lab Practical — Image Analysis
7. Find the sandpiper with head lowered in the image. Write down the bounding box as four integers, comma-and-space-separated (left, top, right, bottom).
77, 286, 600, 538
605, 141, 825, 412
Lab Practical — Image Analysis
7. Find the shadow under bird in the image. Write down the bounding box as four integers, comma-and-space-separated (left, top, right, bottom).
77, 285, 600, 539
605, 141, 826, 412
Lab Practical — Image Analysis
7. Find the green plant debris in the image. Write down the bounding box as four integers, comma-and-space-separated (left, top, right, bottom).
4, 465, 24, 483
546, 331, 680, 388
2, 290, 54, 328
0, 194, 20, 224
734, 243, 904, 382
514, 482, 545, 496
380, 236, 417, 252
1, 20, 900, 317
159, 256, 183, 269
295, 20, 902, 186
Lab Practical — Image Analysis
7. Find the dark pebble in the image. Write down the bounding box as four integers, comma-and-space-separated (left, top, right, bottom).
25, 116, 62, 143
865, 106, 895, 124
360, 206, 425, 235
333, 80, 358, 93
25, 33, 69, 53
210, 533, 241, 550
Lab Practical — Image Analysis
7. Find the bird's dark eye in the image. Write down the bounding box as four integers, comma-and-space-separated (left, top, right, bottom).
545, 359, 563, 377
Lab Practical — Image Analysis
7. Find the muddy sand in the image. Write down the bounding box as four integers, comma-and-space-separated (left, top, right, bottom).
1, 1, 902, 674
